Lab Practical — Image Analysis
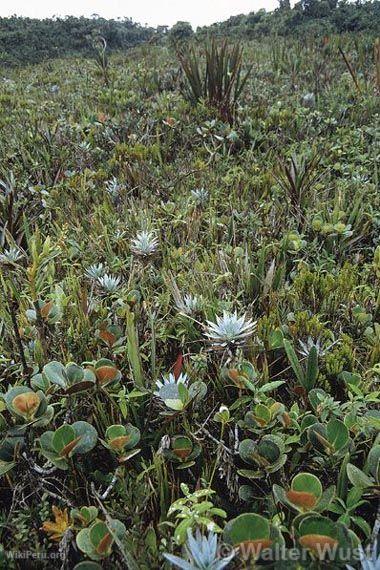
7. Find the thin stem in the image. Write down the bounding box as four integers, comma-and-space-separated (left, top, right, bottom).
208, 424, 225, 488
8, 298, 28, 374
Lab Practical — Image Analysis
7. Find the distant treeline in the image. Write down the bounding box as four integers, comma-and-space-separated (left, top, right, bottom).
0, 1, 380, 66
198, 0, 380, 38
0, 16, 156, 66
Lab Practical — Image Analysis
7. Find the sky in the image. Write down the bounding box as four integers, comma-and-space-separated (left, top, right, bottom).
0, 0, 281, 28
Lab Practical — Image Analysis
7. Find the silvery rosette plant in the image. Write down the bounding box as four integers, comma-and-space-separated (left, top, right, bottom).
155, 373, 207, 412
164, 529, 234, 570
191, 187, 209, 207
175, 294, 202, 316
130, 230, 159, 257
204, 311, 256, 348
85, 262, 106, 280
97, 274, 122, 294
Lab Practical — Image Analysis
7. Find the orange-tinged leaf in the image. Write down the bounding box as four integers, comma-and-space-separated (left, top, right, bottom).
228, 369, 245, 388
99, 330, 116, 347
96, 531, 113, 554
41, 300, 53, 318
286, 490, 318, 510
59, 436, 82, 457
12, 392, 40, 417
173, 447, 191, 460
238, 539, 273, 558
281, 412, 291, 428
228, 369, 239, 381
299, 534, 338, 553
253, 416, 268, 427
96, 366, 118, 385
110, 435, 130, 450
42, 506, 72, 542
173, 353, 183, 380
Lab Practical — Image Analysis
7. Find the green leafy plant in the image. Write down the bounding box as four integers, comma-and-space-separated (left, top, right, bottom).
223, 513, 283, 560
328, 488, 371, 537
76, 518, 126, 560
242, 400, 290, 430
307, 418, 350, 458
39, 422, 98, 469
103, 424, 141, 462
167, 484, 227, 545
346, 443, 380, 495
0, 426, 24, 476
274, 153, 322, 216
71, 506, 99, 528
163, 435, 201, 469
273, 472, 335, 513
283, 338, 319, 392
33, 361, 96, 394
238, 435, 287, 478
4, 386, 53, 426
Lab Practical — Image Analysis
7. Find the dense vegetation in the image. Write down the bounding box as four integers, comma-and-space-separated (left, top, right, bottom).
0, 16, 155, 66
0, 23, 379, 570
1, 1, 380, 65
200, 0, 380, 38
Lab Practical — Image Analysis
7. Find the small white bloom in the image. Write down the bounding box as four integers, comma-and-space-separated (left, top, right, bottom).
130, 230, 159, 257
155, 372, 188, 395
204, 311, 256, 347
